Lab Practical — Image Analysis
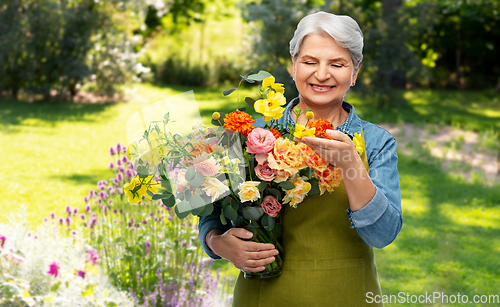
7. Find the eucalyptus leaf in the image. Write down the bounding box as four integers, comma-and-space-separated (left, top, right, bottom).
230, 198, 240, 212
189, 195, 206, 215
198, 202, 214, 217
279, 181, 296, 190
222, 197, 231, 209
152, 191, 173, 200
162, 194, 176, 208
309, 182, 321, 195
189, 172, 205, 188
224, 205, 238, 221
258, 181, 267, 192
268, 188, 281, 201
174, 200, 191, 219
262, 214, 275, 231
247, 70, 272, 81
242, 206, 264, 222
220, 210, 227, 225
223, 88, 237, 96
185, 166, 196, 181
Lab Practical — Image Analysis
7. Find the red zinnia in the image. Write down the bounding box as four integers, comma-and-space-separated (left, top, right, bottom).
223, 110, 256, 137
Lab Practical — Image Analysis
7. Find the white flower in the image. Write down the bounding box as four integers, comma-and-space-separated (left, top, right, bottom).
203, 178, 230, 202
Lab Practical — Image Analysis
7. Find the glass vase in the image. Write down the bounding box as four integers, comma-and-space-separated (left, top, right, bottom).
242, 220, 283, 280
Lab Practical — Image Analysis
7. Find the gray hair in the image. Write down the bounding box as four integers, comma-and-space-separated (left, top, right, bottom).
290, 11, 364, 68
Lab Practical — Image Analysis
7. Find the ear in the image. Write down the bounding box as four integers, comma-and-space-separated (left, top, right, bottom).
291, 57, 296, 80
351, 62, 362, 86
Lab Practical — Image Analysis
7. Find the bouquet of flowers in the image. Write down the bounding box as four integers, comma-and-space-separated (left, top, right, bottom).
123, 71, 363, 279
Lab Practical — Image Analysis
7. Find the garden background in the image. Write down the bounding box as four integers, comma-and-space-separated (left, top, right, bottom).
1, 0, 500, 306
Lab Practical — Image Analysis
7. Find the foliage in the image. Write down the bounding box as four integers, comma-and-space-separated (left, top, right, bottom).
48, 143, 231, 305
0, 0, 147, 100
0, 209, 135, 307
241, 0, 325, 100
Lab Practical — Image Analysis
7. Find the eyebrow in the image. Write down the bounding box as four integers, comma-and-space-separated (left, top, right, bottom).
300, 54, 349, 63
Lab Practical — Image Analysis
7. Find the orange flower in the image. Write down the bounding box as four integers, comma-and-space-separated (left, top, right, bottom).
190, 142, 213, 157
315, 166, 342, 195
267, 138, 307, 176
298, 143, 329, 173
308, 119, 334, 139
266, 128, 281, 139
223, 110, 256, 137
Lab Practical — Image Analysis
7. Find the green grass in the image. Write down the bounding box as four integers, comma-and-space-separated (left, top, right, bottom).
1, 84, 500, 304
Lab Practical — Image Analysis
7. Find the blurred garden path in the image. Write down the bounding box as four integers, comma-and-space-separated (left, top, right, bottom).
382, 123, 500, 183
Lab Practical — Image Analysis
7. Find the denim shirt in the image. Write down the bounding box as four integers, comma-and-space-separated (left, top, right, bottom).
198, 98, 403, 259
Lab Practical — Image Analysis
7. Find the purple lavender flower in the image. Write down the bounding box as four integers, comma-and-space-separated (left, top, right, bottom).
122, 146, 127, 153
103, 206, 108, 215
109, 162, 115, 169
50, 212, 56, 219
122, 156, 128, 163
89, 218, 97, 229
126, 169, 133, 178
83, 196, 89, 203
116, 143, 122, 152
73, 208, 78, 215
86, 249, 100, 265
99, 191, 108, 199
71, 230, 77, 236
141, 219, 147, 224
43, 218, 48, 223
65, 217, 71, 226
65, 206, 72, 214
110, 147, 117, 156
85, 204, 91, 213
88, 190, 96, 198
145, 241, 152, 253
118, 166, 125, 173
58, 217, 64, 225
80, 214, 86, 220
113, 208, 118, 214
117, 172, 124, 181
116, 159, 122, 166
47, 262, 59, 277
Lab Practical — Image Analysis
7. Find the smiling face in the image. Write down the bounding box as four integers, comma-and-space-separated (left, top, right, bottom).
292, 32, 360, 109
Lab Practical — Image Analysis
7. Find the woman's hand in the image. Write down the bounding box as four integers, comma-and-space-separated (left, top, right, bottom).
295, 129, 358, 169
206, 228, 279, 272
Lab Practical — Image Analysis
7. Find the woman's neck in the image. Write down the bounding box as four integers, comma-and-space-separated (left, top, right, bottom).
293, 99, 348, 128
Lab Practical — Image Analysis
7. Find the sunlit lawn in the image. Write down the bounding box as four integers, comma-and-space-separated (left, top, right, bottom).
1, 84, 500, 304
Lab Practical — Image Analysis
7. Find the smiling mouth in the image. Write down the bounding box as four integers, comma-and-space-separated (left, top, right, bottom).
310, 84, 334, 90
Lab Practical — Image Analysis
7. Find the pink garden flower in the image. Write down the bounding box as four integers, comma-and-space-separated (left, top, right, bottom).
261, 195, 282, 217
254, 161, 276, 181
192, 153, 221, 177
86, 249, 100, 265
246, 128, 276, 165
47, 262, 59, 277
0, 235, 6, 248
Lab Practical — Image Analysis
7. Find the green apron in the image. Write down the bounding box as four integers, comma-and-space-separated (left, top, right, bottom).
232, 139, 383, 307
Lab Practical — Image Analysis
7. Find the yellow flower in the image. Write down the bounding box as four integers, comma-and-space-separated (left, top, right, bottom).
262, 76, 285, 94
305, 111, 314, 120
238, 181, 261, 203
212, 112, 221, 121
282, 176, 311, 208
123, 175, 161, 204
126, 142, 138, 160
294, 124, 316, 138
254, 91, 286, 121
123, 176, 147, 204
353, 131, 365, 155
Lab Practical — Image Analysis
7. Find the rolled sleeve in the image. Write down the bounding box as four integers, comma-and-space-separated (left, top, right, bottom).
347, 186, 388, 228
198, 207, 232, 259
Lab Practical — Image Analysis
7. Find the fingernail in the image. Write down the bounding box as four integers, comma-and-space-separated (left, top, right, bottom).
274, 251, 279, 255
270, 257, 275, 262
246, 231, 252, 237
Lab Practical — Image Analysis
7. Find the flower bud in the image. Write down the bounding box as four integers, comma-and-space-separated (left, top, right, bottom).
306, 111, 314, 120
212, 112, 221, 121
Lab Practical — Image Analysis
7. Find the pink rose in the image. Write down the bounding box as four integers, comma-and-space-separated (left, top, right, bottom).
261, 195, 282, 217
176, 169, 188, 192
246, 128, 276, 154
255, 161, 276, 181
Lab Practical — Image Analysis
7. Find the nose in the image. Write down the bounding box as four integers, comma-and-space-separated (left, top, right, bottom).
315, 64, 331, 81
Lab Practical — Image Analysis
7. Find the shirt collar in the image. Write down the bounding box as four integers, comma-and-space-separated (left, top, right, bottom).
282, 97, 362, 137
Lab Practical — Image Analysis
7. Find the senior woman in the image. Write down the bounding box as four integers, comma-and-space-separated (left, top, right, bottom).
199, 11, 402, 306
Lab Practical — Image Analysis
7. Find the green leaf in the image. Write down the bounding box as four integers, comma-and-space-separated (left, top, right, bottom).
242, 206, 264, 222
211, 112, 226, 127
184, 189, 192, 201
223, 88, 237, 96
241, 74, 255, 83
152, 191, 173, 200
220, 210, 227, 225
185, 167, 196, 181
258, 181, 267, 192
245, 97, 256, 107
279, 181, 296, 190
174, 200, 191, 219
247, 70, 272, 81
237, 107, 247, 112
162, 194, 175, 208
198, 202, 214, 216
309, 182, 321, 195
262, 214, 275, 231
97, 235, 103, 245
189, 172, 205, 188
49, 281, 61, 293
230, 198, 240, 212
224, 205, 238, 221
106, 302, 118, 307
268, 188, 281, 201
221, 196, 231, 209
114, 237, 122, 244
189, 195, 206, 215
